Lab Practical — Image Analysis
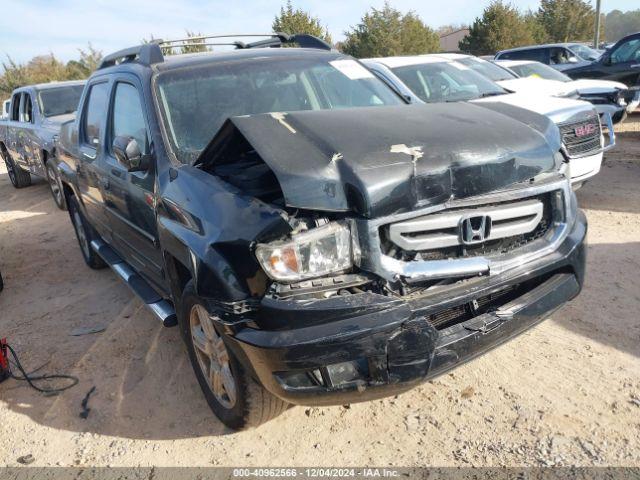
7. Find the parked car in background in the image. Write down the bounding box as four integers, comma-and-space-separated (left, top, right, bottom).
56, 34, 586, 429
496, 32, 640, 88
436, 53, 634, 123
363, 55, 612, 186
494, 43, 601, 70
0, 80, 85, 209
496, 59, 639, 122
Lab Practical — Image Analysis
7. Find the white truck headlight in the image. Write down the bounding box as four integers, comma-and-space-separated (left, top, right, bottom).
256, 222, 352, 282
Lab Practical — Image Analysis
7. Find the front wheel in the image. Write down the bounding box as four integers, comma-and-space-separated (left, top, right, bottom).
67, 195, 107, 269
180, 281, 289, 430
46, 159, 66, 210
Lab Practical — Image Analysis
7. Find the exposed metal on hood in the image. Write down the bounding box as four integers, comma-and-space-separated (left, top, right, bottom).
196, 104, 562, 218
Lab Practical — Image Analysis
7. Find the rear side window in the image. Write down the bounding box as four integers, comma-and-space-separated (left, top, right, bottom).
111, 83, 149, 154
500, 49, 548, 63
82, 82, 110, 147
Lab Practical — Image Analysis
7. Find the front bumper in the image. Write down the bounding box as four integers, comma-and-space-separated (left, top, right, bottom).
225, 211, 587, 406
569, 152, 602, 184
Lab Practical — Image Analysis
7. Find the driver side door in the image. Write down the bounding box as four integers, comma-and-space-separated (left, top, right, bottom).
102, 76, 164, 292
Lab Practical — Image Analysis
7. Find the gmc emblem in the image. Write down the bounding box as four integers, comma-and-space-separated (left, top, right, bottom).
575, 123, 597, 137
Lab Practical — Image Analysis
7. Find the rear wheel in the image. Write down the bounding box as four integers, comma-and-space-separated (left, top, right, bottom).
45, 159, 66, 210
67, 195, 107, 269
180, 282, 288, 430
1, 149, 31, 188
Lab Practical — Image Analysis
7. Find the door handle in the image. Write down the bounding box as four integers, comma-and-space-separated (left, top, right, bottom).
631, 64, 640, 69
110, 169, 123, 178
82, 151, 96, 160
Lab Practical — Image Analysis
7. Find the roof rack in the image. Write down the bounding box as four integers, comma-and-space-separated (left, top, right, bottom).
98, 33, 332, 70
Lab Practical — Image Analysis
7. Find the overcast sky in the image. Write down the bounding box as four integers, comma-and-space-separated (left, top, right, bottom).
0, 0, 632, 65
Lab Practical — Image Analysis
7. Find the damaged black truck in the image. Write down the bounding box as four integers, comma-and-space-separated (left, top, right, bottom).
55, 34, 587, 429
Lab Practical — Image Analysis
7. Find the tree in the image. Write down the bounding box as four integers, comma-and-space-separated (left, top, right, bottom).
341, 2, 439, 58
0, 45, 103, 100
459, 1, 537, 55
605, 9, 640, 43
66, 43, 103, 79
272, 1, 332, 44
523, 10, 547, 44
537, 0, 596, 43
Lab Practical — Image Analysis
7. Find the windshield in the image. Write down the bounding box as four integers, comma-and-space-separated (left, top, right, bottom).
568, 44, 600, 60
507, 62, 572, 82
390, 61, 506, 104
37, 85, 84, 117
155, 55, 402, 164
455, 57, 517, 82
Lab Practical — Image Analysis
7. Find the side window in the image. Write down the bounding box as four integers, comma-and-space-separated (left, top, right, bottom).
21, 94, 33, 123
11, 93, 20, 121
611, 38, 640, 64
550, 48, 572, 65
504, 49, 547, 63
110, 82, 149, 154
81, 82, 110, 147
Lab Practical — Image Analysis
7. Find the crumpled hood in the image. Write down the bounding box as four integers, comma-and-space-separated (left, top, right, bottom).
197, 103, 561, 218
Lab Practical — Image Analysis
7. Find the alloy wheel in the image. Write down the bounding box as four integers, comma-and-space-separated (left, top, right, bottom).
47, 163, 63, 206
190, 304, 237, 409
73, 209, 91, 259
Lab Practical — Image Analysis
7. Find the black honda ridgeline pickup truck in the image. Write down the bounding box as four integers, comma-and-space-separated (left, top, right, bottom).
55, 34, 587, 429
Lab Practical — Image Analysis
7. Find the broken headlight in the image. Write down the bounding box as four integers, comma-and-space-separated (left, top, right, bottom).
255, 222, 352, 282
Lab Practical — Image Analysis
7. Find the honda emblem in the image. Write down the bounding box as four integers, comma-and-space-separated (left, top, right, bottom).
460, 215, 492, 245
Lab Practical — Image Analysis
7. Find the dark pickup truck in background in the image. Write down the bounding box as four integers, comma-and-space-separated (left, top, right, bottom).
495, 32, 640, 89
56, 34, 586, 430
0, 80, 85, 209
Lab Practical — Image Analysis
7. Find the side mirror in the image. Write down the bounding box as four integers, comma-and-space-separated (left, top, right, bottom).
568, 56, 579, 63
112, 136, 148, 172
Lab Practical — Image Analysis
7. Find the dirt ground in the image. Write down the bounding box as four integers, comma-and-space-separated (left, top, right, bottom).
0, 117, 639, 469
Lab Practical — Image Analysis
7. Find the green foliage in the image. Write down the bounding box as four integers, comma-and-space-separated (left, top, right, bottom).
178, 31, 210, 54
537, 0, 596, 42
459, 1, 538, 55
341, 2, 439, 58
273, 1, 332, 44
605, 9, 640, 43
523, 10, 547, 44
0, 43, 103, 101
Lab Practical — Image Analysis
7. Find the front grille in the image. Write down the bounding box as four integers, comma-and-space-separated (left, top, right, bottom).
381, 192, 556, 262
559, 115, 601, 157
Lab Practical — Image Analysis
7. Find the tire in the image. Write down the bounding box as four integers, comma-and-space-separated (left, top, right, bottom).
1, 148, 31, 188
67, 195, 107, 269
45, 158, 66, 210
180, 281, 288, 430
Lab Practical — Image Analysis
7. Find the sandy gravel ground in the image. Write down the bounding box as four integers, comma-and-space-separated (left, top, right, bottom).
0, 117, 639, 468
